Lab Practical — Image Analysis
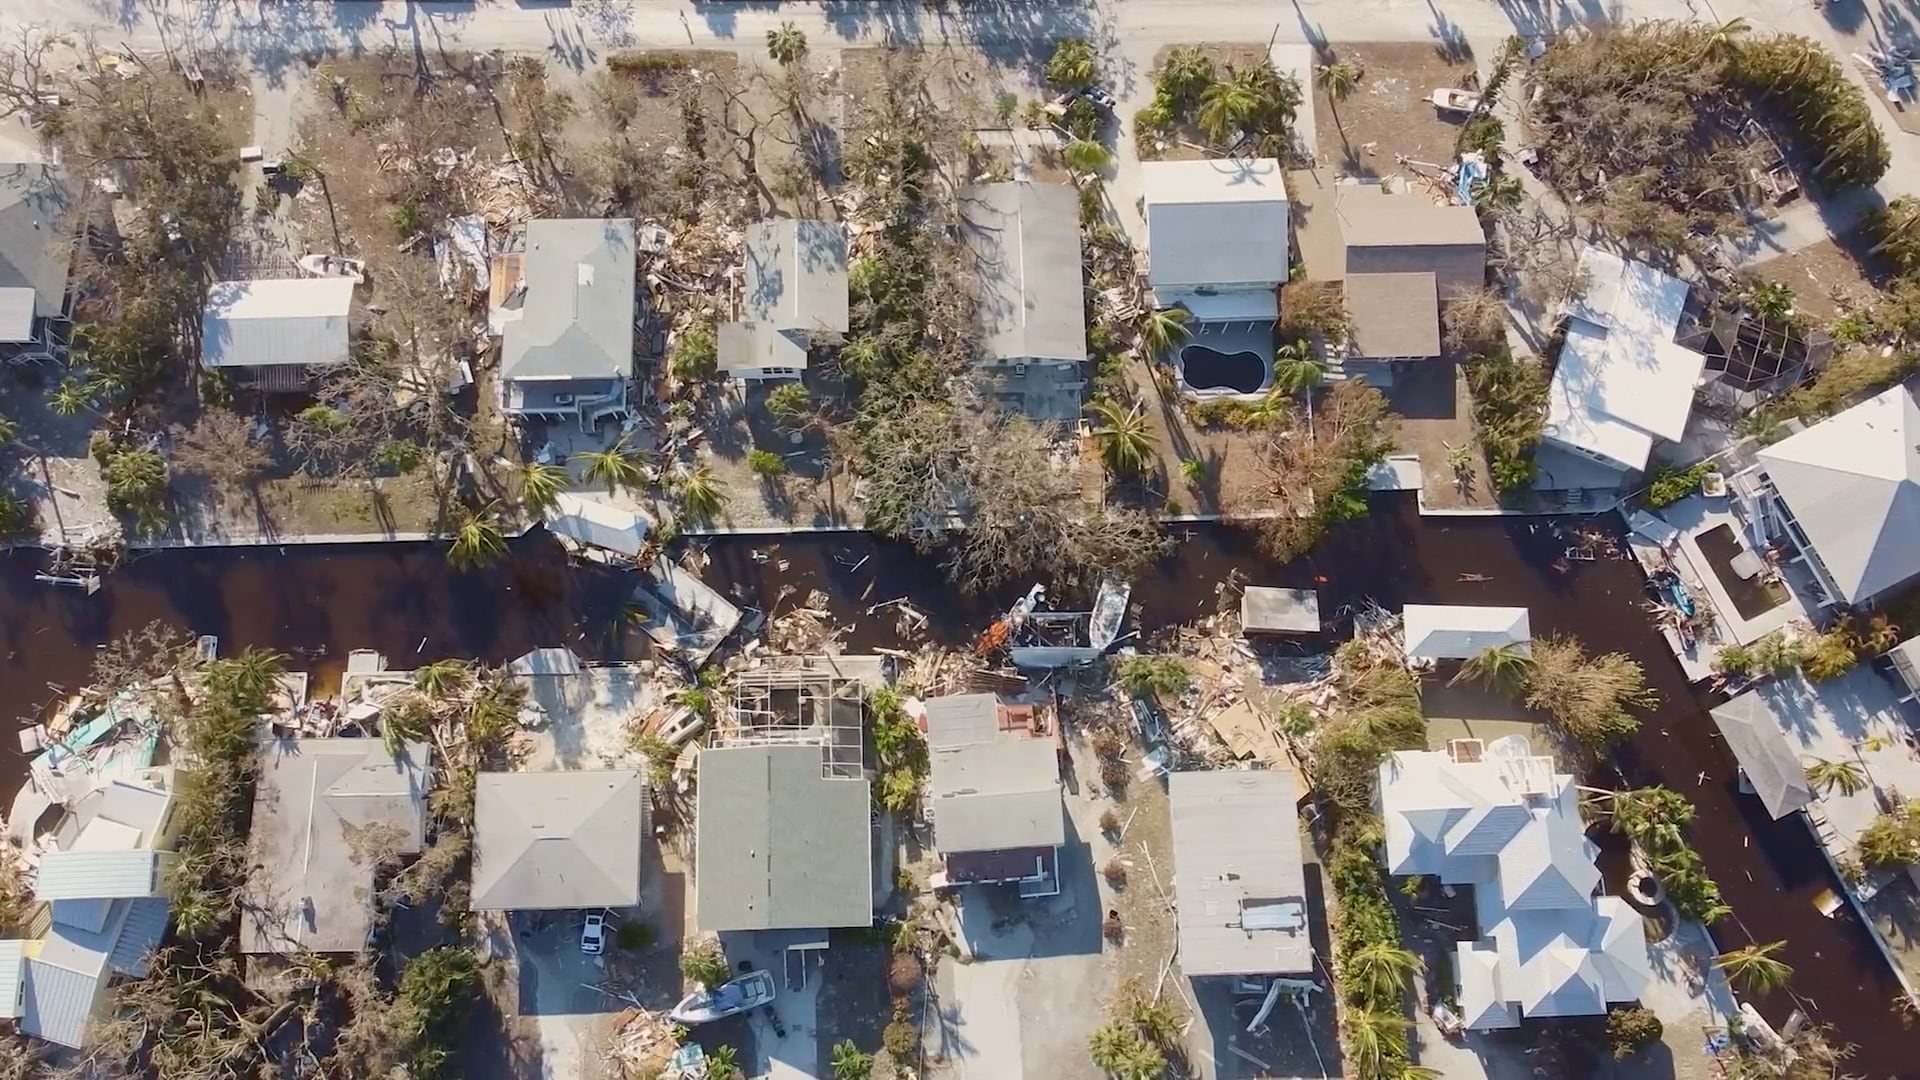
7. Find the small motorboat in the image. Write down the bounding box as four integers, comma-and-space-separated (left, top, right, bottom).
1430, 87, 1483, 114
668, 970, 776, 1025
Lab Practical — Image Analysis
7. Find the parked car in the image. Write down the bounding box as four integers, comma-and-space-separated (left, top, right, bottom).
1078, 86, 1117, 112
580, 911, 607, 955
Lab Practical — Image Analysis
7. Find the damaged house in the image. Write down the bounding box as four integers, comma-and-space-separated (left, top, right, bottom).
923, 694, 1064, 898
0, 161, 76, 360
1169, 769, 1313, 981
199, 277, 355, 392
497, 217, 637, 425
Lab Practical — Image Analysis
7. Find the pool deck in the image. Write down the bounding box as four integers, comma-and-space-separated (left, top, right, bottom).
1625, 494, 1823, 680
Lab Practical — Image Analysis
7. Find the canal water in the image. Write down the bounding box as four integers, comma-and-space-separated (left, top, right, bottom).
0, 495, 1910, 1076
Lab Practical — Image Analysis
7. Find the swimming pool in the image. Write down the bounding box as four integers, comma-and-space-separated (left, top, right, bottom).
1180, 344, 1266, 394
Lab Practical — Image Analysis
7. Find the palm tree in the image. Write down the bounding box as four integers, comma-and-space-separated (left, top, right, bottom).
1139, 305, 1192, 357
415, 659, 471, 699
679, 464, 730, 524
517, 461, 567, 515
1342, 1007, 1411, 1078
1089, 399, 1155, 476
1270, 338, 1324, 394
1317, 60, 1362, 133
1063, 138, 1111, 175
766, 22, 808, 66
211, 648, 287, 710
1698, 16, 1751, 62
579, 436, 646, 495
1450, 642, 1536, 693
1472, 174, 1524, 215
47, 375, 95, 417
447, 507, 507, 570
1196, 75, 1262, 143
1714, 940, 1793, 995
1805, 757, 1868, 798
840, 335, 887, 381
706, 1044, 742, 1080
1343, 941, 1424, 1001
830, 1040, 873, 1080
1869, 197, 1920, 271
1747, 280, 1794, 322
1046, 39, 1097, 90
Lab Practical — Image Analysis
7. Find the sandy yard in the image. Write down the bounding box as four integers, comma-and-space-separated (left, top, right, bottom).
1746, 235, 1888, 325
1310, 43, 1479, 178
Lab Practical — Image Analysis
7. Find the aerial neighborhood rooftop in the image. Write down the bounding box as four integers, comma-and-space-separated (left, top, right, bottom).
5, 3, 1920, 1080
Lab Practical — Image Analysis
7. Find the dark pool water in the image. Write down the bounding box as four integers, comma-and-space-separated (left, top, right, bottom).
1180, 344, 1266, 394
0, 499, 1911, 1075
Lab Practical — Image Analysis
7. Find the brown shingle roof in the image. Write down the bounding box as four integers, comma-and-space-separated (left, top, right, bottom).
1345, 272, 1441, 359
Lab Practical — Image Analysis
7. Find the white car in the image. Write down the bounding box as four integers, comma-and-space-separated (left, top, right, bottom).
581, 912, 607, 955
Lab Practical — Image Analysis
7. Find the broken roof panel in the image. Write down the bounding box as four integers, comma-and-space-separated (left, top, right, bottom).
472, 769, 645, 910
695, 744, 872, 931
544, 492, 652, 557
502, 218, 636, 382
1241, 587, 1320, 633
1169, 769, 1312, 977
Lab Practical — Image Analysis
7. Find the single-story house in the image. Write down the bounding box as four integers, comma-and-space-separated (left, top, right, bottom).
960, 182, 1087, 369
1, 775, 176, 1048
1543, 248, 1706, 474
924, 694, 1064, 897
1743, 384, 1920, 608
242, 732, 431, 954
1169, 769, 1313, 978
694, 743, 873, 932
499, 218, 636, 423
720, 219, 848, 382
1377, 745, 1651, 1029
199, 277, 355, 391
0, 161, 75, 350
1402, 604, 1532, 662
471, 769, 646, 911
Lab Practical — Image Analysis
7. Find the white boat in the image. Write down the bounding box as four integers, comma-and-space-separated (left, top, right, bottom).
668, 970, 776, 1025
1429, 87, 1483, 114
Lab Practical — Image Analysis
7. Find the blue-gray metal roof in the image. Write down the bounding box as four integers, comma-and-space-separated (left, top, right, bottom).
502, 218, 636, 382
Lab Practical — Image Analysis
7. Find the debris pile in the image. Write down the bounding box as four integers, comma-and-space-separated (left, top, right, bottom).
603, 1006, 683, 1078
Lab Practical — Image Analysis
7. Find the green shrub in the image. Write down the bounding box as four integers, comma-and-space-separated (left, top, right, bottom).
0, 492, 34, 536
670, 322, 718, 381
1465, 347, 1549, 495
680, 939, 729, 989
104, 448, 169, 528
376, 438, 425, 474
391, 202, 425, 237
1112, 655, 1191, 699
748, 449, 786, 477
765, 382, 812, 427
88, 430, 114, 466
1645, 463, 1709, 508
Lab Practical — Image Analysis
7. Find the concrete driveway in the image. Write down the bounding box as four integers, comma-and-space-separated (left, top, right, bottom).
511, 909, 630, 1080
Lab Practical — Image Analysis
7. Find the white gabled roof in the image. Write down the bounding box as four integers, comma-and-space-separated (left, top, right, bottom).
1380, 749, 1648, 1029
1543, 248, 1703, 471
36, 850, 169, 902
1758, 385, 1920, 605
1402, 604, 1532, 661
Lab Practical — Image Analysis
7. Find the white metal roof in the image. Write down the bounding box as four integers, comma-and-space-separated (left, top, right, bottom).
472, 770, 644, 910
717, 319, 809, 373
1758, 385, 1920, 605
200, 277, 354, 369
35, 850, 167, 901
1379, 749, 1646, 1028
0, 940, 22, 1019
1710, 693, 1814, 820
1402, 604, 1532, 660
544, 492, 651, 557
1543, 248, 1702, 471
1169, 769, 1312, 977
1144, 158, 1289, 290
0, 286, 33, 341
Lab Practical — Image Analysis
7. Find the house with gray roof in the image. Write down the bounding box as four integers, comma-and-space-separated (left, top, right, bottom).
199, 277, 355, 391
1746, 384, 1920, 607
1710, 695, 1813, 821
1143, 157, 1289, 323
1, 773, 177, 1048
1169, 769, 1313, 978
1377, 744, 1650, 1030
924, 694, 1064, 897
0, 161, 74, 351
694, 743, 872, 932
498, 218, 636, 422
472, 769, 646, 910
720, 219, 847, 382
242, 732, 431, 954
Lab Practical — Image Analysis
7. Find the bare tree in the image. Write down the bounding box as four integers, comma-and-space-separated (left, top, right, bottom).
1442, 287, 1510, 354
170, 408, 272, 487
0, 25, 62, 125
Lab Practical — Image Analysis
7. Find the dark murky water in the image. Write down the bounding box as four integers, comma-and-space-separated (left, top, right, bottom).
1, 497, 1911, 1075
